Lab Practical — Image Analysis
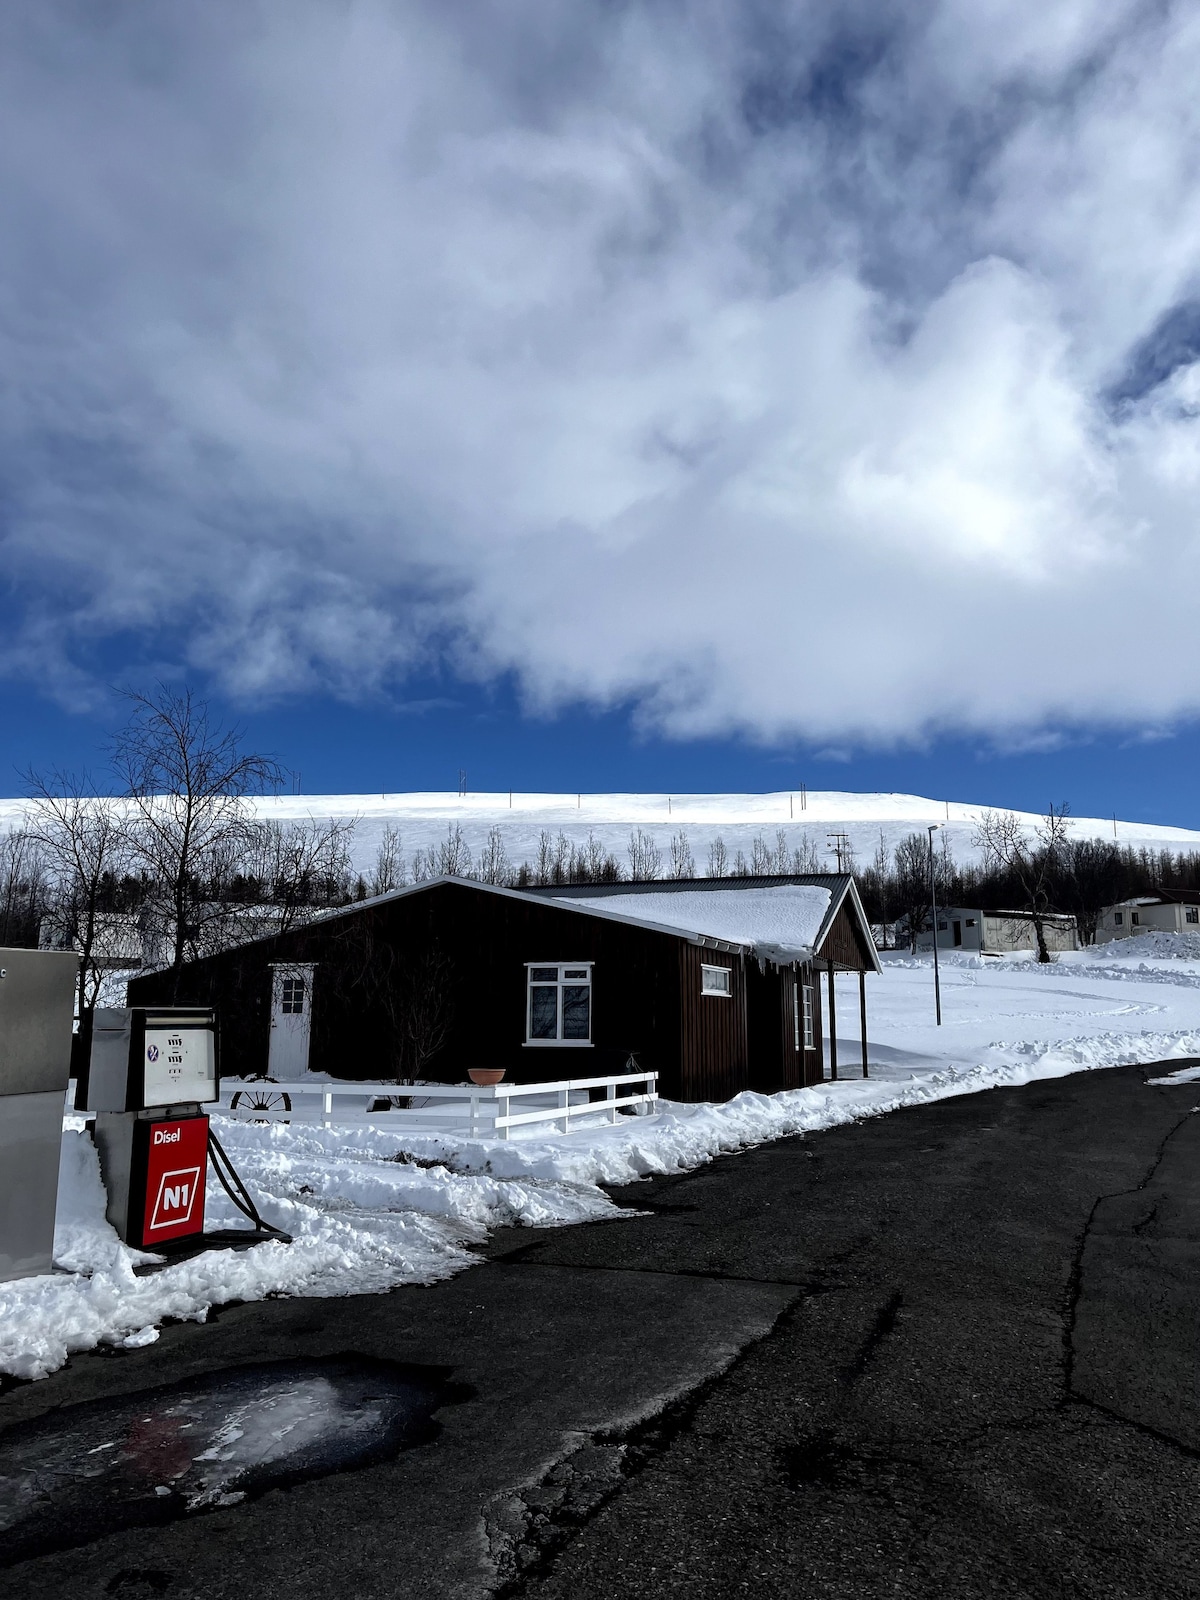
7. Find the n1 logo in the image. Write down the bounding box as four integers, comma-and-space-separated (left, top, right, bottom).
148, 1166, 203, 1231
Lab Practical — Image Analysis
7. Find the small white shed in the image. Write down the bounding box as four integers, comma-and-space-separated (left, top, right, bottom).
915, 907, 1079, 956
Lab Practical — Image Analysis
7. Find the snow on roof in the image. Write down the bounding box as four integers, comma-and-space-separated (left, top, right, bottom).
553, 883, 834, 961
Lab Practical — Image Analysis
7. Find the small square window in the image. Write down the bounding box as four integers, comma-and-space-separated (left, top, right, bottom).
701, 964, 731, 997
965, 918, 977, 928
1114, 912, 1124, 926
280, 977, 305, 1015
1186, 907, 1199, 924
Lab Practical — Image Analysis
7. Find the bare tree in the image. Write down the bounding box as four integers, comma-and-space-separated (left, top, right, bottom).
477, 826, 511, 886
24, 770, 129, 1007
370, 825, 407, 896
338, 918, 455, 1081
1058, 836, 1121, 946
0, 826, 49, 950
627, 828, 662, 882
790, 833, 822, 873
436, 822, 472, 877
893, 833, 933, 952
251, 816, 356, 935
534, 830, 556, 885
570, 831, 620, 883
669, 829, 695, 879
411, 844, 438, 882
973, 805, 1073, 963
707, 835, 729, 878
750, 834, 772, 874
112, 685, 281, 992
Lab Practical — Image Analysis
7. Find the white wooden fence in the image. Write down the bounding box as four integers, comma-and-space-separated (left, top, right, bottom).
218, 1069, 659, 1140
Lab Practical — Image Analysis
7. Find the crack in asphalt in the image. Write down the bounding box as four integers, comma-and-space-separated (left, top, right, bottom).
486, 1276, 906, 1598
1059, 1103, 1198, 1458
484, 1291, 801, 1597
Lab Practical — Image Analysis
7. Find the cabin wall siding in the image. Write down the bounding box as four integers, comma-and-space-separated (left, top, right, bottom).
677, 947, 748, 1102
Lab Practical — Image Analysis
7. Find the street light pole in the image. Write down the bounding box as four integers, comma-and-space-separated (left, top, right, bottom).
928, 823, 943, 1027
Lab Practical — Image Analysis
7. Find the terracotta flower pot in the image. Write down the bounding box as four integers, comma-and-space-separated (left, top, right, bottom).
467, 1068, 506, 1086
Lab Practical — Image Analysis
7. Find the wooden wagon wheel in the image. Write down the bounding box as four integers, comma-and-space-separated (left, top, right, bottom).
228, 1088, 293, 1122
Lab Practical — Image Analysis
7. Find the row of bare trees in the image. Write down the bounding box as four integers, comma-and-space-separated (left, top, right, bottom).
856, 806, 1200, 959
365, 822, 835, 892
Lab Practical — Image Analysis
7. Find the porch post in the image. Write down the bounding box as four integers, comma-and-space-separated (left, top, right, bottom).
827, 959, 838, 1081
859, 970, 869, 1079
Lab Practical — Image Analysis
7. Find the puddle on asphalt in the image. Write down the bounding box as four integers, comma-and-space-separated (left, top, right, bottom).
0, 1356, 461, 1565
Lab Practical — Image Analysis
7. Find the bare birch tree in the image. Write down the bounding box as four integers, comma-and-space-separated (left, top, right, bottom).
627, 828, 662, 882
0, 826, 49, 950
477, 826, 511, 886
370, 825, 407, 896
669, 829, 695, 879
707, 836, 729, 878
112, 685, 280, 993
973, 805, 1073, 963
24, 769, 130, 1006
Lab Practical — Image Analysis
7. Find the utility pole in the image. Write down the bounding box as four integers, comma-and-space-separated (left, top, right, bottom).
827, 832, 851, 872
458, 770, 467, 797
928, 823, 943, 1026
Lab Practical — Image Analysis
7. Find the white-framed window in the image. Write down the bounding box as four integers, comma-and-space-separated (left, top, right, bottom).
801, 984, 815, 1050
1187, 907, 1199, 924
280, 976, 306, 1015
526, 963, 593, 1045
701, 964, 731, 997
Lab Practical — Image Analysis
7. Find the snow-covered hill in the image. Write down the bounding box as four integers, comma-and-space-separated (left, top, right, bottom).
5, 789, 1199, 877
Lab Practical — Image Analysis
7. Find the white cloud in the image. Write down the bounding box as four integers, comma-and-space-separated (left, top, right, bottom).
0, 1, 1198, 747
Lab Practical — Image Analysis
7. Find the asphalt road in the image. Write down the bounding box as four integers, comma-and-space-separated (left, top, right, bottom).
3, 1061, 1198, 1599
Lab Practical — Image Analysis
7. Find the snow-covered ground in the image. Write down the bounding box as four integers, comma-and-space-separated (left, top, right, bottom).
4, 932, 1200, 1382
4, 787, 1199, 878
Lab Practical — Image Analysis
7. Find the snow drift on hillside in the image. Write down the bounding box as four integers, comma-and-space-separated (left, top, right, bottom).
3, 789, 1198, 884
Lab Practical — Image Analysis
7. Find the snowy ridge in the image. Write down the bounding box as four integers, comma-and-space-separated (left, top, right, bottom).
3, 788, 1199, 879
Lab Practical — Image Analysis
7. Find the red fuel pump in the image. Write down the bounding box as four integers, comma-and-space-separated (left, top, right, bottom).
76, 1008, 288, 1251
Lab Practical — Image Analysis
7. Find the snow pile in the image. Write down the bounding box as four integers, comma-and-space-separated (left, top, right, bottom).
1146, 1063, 1200, 1086
1087, 930, 1200, 961
555, 883, 833, 961
0, 1123, 617, 1382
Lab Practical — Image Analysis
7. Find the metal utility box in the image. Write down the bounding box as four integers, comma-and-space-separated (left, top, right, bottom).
0, 947, 79, 1283
76, 1007, 218, 1113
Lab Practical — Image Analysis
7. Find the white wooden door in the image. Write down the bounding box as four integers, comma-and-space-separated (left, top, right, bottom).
267, 963, 316, 1080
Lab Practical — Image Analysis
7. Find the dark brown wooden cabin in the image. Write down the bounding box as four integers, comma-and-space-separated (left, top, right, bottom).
126, 874, 880, 1103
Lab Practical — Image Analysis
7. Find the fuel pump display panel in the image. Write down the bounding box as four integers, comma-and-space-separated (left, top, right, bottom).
142, 1019, 217, 1106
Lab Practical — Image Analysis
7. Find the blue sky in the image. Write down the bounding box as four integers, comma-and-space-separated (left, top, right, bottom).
4, 666, 1198, 830
3, 4, 1200, 826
